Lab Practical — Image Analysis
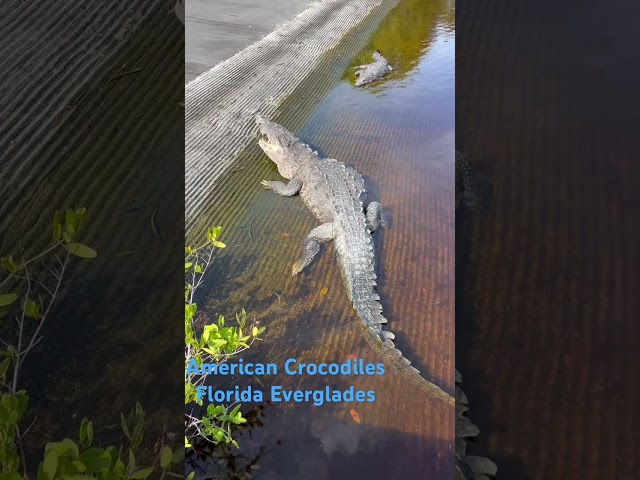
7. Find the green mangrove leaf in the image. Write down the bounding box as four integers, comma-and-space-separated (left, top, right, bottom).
0, 293, 17, 307
43, 450, 58, 479
71, 460, 87, 472
79, 448, 111, 473
0, 473, 23, 480
53, 210, 63, 242
128, 448, 136, 472
172, 446, 185, 464
0, 358, 11, 383
0, 256, 18, 274
160, 446, 172, 470
130, 467, 155, 479
64, 243, 97, 258
120, 413, 131, 441
79, 418, 94, 447
23, 299, 41, 318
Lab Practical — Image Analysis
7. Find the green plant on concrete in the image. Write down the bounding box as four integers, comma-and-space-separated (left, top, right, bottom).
0, 209, 178, 479
184, 227, 264, 451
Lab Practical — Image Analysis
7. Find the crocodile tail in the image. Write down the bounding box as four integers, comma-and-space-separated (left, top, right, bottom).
359, 314, 454, 405
455, 370, 497, 479
344, 254, 453, 404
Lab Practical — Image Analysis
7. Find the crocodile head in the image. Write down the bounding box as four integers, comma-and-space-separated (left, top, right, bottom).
255, 114, 302, 179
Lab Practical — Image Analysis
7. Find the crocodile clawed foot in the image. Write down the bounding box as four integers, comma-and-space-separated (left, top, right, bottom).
291, 261, 303, 276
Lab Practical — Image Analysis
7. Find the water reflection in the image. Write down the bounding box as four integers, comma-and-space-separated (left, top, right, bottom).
194, 0, 455, 477
344, 0, 455, 88
187, 404, 274, 480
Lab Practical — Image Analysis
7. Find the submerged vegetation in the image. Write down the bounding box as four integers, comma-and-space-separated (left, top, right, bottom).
184, 227, 265, 467
0, 209, 180, 479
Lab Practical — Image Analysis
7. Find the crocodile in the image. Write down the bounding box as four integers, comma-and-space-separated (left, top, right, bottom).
455, 370, 497, 480
456, 150, 485, 213
255, 114, 453, 405
352, 50, 393, 87
455, 150, 496, 479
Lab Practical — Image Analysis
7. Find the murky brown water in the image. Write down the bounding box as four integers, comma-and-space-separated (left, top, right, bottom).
188, 1, 455, 478
456, 1, 640, 478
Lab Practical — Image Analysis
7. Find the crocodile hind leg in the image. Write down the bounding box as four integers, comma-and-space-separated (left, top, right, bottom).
260, 177, 303, 196
365, 202, 387, 232
291, 223, 335, 276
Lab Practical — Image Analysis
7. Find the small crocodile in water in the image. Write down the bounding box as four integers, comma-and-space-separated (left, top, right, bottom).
352, 50, 393, 87
255, 114, 453, 405
455, 150, 496, 479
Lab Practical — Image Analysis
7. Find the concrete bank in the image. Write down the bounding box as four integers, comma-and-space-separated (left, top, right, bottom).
185, 0, 401, 233
185, 0, 315, 82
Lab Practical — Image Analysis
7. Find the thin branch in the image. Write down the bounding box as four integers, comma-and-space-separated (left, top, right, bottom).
19, 251, 70, 384
18, 336, 43, 357
41, 260, 61, 280
14, 275, 55, 297
15, 425, 28, 479
18, 414, 38, 439
163, 472, 184, 478
0, 241, 63, 290
11, 264, 31, 394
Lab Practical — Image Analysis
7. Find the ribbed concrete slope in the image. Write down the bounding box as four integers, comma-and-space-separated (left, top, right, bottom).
0, 1, 183, 251
185, 0, 399, 232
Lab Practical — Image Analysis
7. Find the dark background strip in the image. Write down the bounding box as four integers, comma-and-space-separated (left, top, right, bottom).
457, 1, 639, 479
0, 0, 184, 468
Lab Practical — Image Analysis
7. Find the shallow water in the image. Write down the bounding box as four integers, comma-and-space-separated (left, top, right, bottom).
189, 1, 454, 478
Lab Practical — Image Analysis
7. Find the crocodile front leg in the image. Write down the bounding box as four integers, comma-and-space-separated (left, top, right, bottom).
365, 202, 386, 231
260, 177, 303, 196
292, 223, 335, 276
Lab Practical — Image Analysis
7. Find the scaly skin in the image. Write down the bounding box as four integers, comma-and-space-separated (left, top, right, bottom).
256, 114, 453, 405
455, 370, 497, 480
353, 50, 393, 87
455, 150, 485, 213
455, 150, 496, 479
